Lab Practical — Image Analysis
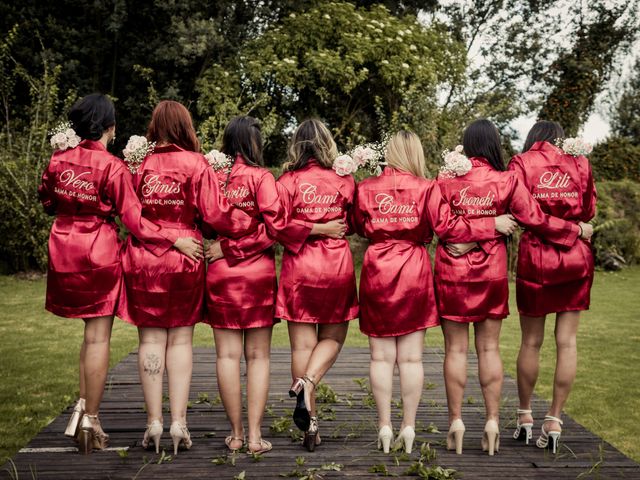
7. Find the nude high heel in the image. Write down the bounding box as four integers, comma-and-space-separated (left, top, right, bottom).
393, 426, 415, 454
77, 414, 108, 455
65, 398, 85, 438
142, 420, 163, 454
481, 419, 500, 456
537, 415, 563, 454
447, 419, 465, 455
513, 408, 534, 445
377, 425, 393, 453
170, 422, 192, 455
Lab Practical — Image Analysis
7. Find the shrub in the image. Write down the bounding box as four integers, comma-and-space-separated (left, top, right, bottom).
590, 136, 640, 182
592, 180, 640, 267
0, 30, 71, 272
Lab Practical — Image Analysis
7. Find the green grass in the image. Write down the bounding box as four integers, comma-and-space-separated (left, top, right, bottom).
0, 267, 638, 465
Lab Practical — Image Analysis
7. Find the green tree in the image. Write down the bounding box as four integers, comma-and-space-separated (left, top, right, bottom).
196, 2, 466, 167
610, 58, 640, 143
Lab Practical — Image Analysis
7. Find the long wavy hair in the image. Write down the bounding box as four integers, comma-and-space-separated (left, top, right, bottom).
285, 119, 337, 171
147, 100, 200, 152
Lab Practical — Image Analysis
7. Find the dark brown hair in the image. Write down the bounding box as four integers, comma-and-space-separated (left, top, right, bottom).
285, 118, 337, 171
147, 100, 200, 152
462, 119, 505, 171
221, 116, 263, 166
523, 120, 564, 152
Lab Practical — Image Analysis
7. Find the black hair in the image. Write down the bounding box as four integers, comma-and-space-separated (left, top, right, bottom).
68, 94, 116, 141
522, 120, 564, 152
462, 119, 505, 171
221, 116, 264, 166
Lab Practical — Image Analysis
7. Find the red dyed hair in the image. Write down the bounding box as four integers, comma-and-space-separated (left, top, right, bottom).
146, 100, 200, 152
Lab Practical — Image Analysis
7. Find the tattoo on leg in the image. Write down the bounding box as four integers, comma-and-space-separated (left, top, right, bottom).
143, 353, 162, 377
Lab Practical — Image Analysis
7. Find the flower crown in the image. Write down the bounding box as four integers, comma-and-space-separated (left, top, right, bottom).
123, 135, 155, 174
49, 122, 81, 151
555, 137, 593, 157
205, 149, 234, 174
439, 145, 472, 178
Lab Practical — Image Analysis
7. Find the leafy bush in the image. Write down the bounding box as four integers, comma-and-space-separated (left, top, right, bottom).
0, 30, 71, 272
590, 136, 640, 182
592, 180, 640, 267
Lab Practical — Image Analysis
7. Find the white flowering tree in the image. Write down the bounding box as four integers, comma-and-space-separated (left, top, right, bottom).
196, 2, 466, 168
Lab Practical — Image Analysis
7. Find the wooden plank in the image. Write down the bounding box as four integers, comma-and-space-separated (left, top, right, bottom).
1, 348, 638, 479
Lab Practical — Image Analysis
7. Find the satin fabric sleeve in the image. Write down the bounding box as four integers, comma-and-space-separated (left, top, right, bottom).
196, 165, 258, 239
425, 181, 496, 242
508, 175, 580, 248
274, 178, 313, 254
107, 166, 177, 256
38, 163, 57, 216
219, 172, 282, 265
507, 155, 526, 183
581, 161, 597, 221
352, 186, 367, 238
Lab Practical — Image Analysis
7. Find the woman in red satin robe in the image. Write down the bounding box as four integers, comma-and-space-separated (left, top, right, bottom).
434, 119, 591, 455
354, 131, 516, 456
202, 116, 311, 455
508, 121, 596, 453
118, 101, 256, 456
277, 118, 356, 451
38, 94, 200, 454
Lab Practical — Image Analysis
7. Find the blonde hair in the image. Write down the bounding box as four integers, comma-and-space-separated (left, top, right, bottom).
385, 130, 426, 178
285, 119, 338, 171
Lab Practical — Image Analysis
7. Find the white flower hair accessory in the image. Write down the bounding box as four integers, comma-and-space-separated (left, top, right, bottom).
123, 135, 155, 174
440, 145, 472, 178
556, 137, 593, 157
49, 122, 81, 151
205, 149, 233, 174
332, 154, 359, 176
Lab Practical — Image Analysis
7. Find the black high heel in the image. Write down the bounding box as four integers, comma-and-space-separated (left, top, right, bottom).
290, 375, 316, 431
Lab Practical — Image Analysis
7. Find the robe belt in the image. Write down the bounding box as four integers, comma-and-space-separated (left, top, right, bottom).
56, 214, 111, 224
370, 238, 424, 246
152, 219, 198, 230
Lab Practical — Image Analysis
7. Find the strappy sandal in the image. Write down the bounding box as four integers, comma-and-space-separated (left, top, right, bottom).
225, 435, 245, 452
537, 415, 563, 454
247, 438, 272, 455
291, 375, 316, 431
513, 408, 534, 444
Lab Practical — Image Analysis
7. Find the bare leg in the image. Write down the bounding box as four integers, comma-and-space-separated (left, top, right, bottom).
396, 330, 425, 429
83, 316, 114, 415
545, 311, 580, 432
213, 328, 244, 448
288, 322, 319, 415
166, 326, 194, 425
474, 319, 503, 422
138, 327, 167, 424
244, 327, 273, 444
441, 320, 469, 424
79, 340, 87, 400
516, 315, 546, 425
304, 323, 349, 416
369, 336, 396, 428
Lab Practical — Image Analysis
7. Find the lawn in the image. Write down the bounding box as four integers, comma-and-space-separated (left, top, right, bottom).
0, 267, 638, 465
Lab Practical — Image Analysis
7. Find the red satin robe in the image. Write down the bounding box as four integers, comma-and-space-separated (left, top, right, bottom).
38, 140, 177, 318
118, 144, 256, 328
508, 141, 596, 316
354, 167, 498, 337
205, 156, 308, 329
435, 157, 581, 323
276, 159, 358, 324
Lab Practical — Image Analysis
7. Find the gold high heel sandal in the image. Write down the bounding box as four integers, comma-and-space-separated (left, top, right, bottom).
377, 425, 393, 453
537, 415, 563, 454
142, 419, 163, 454
394, 426, 416, 454
446, 419, 465, 455
513, 408, 534, 445
77, 414, 109, 455
65, 398, 85, 438
303, 416, 320, 452
170, 421, 192, 455
481, 419, 500, 456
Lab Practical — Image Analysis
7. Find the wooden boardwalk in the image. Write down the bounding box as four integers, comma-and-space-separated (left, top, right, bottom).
2, 348, 638, 479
